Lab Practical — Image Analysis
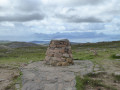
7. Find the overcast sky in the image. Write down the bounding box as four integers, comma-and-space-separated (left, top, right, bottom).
0, 0, 120, 42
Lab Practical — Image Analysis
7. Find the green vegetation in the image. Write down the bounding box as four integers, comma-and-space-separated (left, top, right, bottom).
72, 41, 120, 65
111, 54, 120, 59
0, 45, 47, 65
4, 71, 23, 90
0, 41, 120, 65
0, 41, 120, 90
76, 75, 117, 90
112, 74, 120, 82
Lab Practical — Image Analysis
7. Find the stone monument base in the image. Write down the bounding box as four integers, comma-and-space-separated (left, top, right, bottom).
45, 39, 74, 66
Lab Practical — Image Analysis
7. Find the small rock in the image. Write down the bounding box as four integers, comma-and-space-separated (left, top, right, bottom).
63, 75, 75, 82
63, 54, 69, 58
115, 54, 120, 57
93, 71, 107, 75
61, 62, 69, 66
114, 72, 120, 76
15, 84, 20, 89
0, 79, 5, 82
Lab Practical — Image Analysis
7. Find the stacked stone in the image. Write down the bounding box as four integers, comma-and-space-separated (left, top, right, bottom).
45, 39, 74, 66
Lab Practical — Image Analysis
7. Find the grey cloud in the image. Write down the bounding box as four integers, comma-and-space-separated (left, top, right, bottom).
0, 13, 44, 22
0, 6, 2, 10
56, 14, 103, 23
0, 0, 44, 22
67, 17, 103, 23
44, 0, 106, 6
0, 6, 6, 11
70, 0, 105, 5
14, 0, 41, 12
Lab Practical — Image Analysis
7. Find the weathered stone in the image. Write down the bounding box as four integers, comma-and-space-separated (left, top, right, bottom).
61, 62, 69, 66
58, 84, 64, 90
54, 53, 62, 58
64, 87, 73, 90
63, 54, 70, 58
21, 60, 94, 90
44, 84, 56, 90
66, 58, 74, 64
57, 62, 62, 66
115, 54, 120, 57
0, 79, 5, 82
114, 72, 120, 76
45, 39, 74, 66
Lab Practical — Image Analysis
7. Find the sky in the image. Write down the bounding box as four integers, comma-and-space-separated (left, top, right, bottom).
0, 0, 120, 42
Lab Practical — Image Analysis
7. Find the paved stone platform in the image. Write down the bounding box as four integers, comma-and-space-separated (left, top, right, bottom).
21, 60, 94, 90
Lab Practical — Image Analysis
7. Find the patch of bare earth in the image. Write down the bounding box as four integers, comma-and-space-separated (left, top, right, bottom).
0, 65, 19, 90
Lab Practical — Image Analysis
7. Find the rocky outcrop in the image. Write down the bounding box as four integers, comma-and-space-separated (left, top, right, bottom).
45, 39, 74, 66
21, 60, 94, 90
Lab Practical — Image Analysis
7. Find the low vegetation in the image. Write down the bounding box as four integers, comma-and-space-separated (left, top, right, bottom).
0, 41, 120, 90
0, 45, 47, 65
76, 74, 117, 90
0, 41, 120, 65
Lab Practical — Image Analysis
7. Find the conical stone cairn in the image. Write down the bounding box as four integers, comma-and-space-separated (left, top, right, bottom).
45, 39, 74, 66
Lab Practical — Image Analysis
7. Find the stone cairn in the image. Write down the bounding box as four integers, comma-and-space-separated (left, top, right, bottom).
45, 39, 74, 66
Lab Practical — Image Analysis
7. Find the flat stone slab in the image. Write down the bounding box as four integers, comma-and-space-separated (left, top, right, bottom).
21, 60, 94, 90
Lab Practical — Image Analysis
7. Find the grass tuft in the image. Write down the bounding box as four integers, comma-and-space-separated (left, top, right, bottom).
76, 75, 117, 90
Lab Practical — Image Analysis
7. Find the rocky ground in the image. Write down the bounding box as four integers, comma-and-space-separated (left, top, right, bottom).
0, 60, 120, 90
0, 66, 19, 90
21, 60, 94, 90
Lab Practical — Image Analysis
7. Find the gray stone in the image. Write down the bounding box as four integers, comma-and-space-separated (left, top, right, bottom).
21, 60, 94, 90
64, 87, 73, 90
44, 39, 73, 66
114, 72, 120, 76
58, 84, 64, 90
0, 79, 5, 82
44, 84, 56, 90
116, 54, 120, 57
63, 54, 70, 58
15, 84, 20, 90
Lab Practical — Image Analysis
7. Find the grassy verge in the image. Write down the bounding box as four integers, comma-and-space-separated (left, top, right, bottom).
76, 75, 117, 90
0, 46, 46, 65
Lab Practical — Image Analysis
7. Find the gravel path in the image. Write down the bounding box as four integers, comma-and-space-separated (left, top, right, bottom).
21, 60, 94, 90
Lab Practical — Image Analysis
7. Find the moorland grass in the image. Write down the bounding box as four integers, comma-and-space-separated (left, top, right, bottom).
0, 46, 47, 65
1, 41, 120, 65
1, 41, 120, 90
76, 75, 117, 90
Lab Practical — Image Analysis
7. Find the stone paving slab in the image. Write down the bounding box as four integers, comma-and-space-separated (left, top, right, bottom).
21, 60, 94, 90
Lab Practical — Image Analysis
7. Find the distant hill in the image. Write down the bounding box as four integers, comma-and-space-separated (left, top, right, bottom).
30, 40, 78, 45
5, 42, 38, 48
0, 45, 11, 50
0, 40, 12, 44
30, 41, 50, 44
72, 40, 120, 48
1, 40, 120, 49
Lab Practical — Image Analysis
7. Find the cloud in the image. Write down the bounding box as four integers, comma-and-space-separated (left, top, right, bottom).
0, 13, 44, 22
56, 14, 103, 23
0, 0, 120, 42
0, 0, 44, 22
14, 0, 42, 12
41, 0, 106, 6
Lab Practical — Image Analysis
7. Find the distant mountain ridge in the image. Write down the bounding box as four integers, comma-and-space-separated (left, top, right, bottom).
30, 40, 79, 44
30, 41, 50, 44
